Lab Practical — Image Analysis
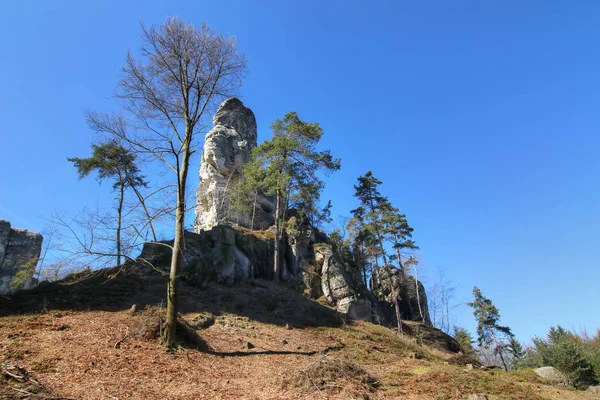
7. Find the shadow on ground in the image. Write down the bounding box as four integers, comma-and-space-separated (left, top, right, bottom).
0, 264, 344, 329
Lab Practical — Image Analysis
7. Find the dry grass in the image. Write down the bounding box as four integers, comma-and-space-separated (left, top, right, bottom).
235, 225, 275, 241
282, 356, 380, 398
1, 278, 598, 399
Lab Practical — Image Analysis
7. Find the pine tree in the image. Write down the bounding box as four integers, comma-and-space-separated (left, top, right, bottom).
245, 112, 340, 280
68, 140, 146, 266
381, 204, 418, 275
351, 171, 404, 333
453, 325, 475, 354
468, 286, 514, 370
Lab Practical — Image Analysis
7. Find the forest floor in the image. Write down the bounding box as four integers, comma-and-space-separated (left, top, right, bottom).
0, 268, 596, 400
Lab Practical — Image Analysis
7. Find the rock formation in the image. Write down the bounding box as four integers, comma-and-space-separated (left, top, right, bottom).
185, 98, 433, 327
0, 220, 43, 294
195, 98, 273, 232
371, 265, 432, 325
138, 226, 273, 286
314, 243, 373, 322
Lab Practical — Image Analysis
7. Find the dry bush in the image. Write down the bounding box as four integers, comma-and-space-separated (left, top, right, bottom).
283, 356, 379, 397
129, 305, 164, 341
128, 306, 210, 351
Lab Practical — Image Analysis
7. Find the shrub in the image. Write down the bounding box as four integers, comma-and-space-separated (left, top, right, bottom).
520, 326, 598, 389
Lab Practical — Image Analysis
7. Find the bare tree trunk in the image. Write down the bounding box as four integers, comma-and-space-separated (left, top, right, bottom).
384, 266, 403, 335
251, 191, 257, 230
413, 264, 425, 323
393, 233, 404, 276
273, 188, 282, 282
163, 134, 191, 349
490, 330, 509, 371
372, 221, 403, 335
116, 184, 124, 266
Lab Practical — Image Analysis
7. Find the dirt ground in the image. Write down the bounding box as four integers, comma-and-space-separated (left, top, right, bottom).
0, 274, 597, 400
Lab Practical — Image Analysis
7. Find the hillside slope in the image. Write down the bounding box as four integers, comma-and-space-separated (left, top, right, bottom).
0, 269, 595, 399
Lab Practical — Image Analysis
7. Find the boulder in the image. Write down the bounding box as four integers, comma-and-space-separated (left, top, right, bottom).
195, 98, 273, 232
534, 366, 570, 386
315, 243, 372, 322
403, 321, 462, 353
0, 220, 43, 294
587, 386, 600, 393
371, 265, 432, 325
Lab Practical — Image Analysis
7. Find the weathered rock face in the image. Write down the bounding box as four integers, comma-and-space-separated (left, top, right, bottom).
137, 226, 273, 286
0, 220, 43, 294
314, 243, 373, 322
189, 98, 434, 328
195, 98, 273, 232
371, 265, 432, 326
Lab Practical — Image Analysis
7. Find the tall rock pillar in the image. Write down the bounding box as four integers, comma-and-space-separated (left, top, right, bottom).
194, 98, 273, 232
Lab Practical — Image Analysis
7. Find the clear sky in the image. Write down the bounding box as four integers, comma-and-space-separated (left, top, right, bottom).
1, 0, 599, 343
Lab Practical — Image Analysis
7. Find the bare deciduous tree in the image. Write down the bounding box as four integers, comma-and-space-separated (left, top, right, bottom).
86, 18, 247, 348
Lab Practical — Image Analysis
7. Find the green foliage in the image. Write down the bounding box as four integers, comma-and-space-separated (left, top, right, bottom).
468, 287, 515, 370
469, 287, 514, 346
242, 111, 340, 278
246, 111, 341, 218
507, 335, 525, 361
68, 140, 146, 190
9, 258, 38, 291
350, 171, 418, 281
520, 326, 598, 389
453, 325, 475, 354
351, 171, 392, 267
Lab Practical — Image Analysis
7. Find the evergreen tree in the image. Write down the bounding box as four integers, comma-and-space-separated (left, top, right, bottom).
468, 286, 514, 370
381, 204, 418, 275
245, 112, 340, 280
453, 325, 475, 354
351, 171, 404, 333
523, 326, 599, 389
351, 171, 390, 265
507, 335, 525, 362
68, 141, 146, 266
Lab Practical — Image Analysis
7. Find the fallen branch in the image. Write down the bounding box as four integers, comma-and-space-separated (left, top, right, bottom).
11, 386, 34, 396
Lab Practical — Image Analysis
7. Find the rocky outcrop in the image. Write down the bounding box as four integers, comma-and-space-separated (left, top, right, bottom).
195, 98, 273, 232
371, 265, 432, 325
403, 321, 462, 353
189, 98, 433, 327
0, 220, 43, 294
137, 226, 273, 286
314, 243, 373, 322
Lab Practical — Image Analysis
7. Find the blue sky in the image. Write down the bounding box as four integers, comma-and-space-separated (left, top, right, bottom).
1, 0, 599, 342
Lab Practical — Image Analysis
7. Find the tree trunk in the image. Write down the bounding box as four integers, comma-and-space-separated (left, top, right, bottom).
383, 265, 403, 335
116, 183, 124, 267
251, 191, 257, 230
163, 133, 192, 349
413, 265, 425, 323
273, 188, 282, 281
393, 233, 404, 276
490, 330, 509, 371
